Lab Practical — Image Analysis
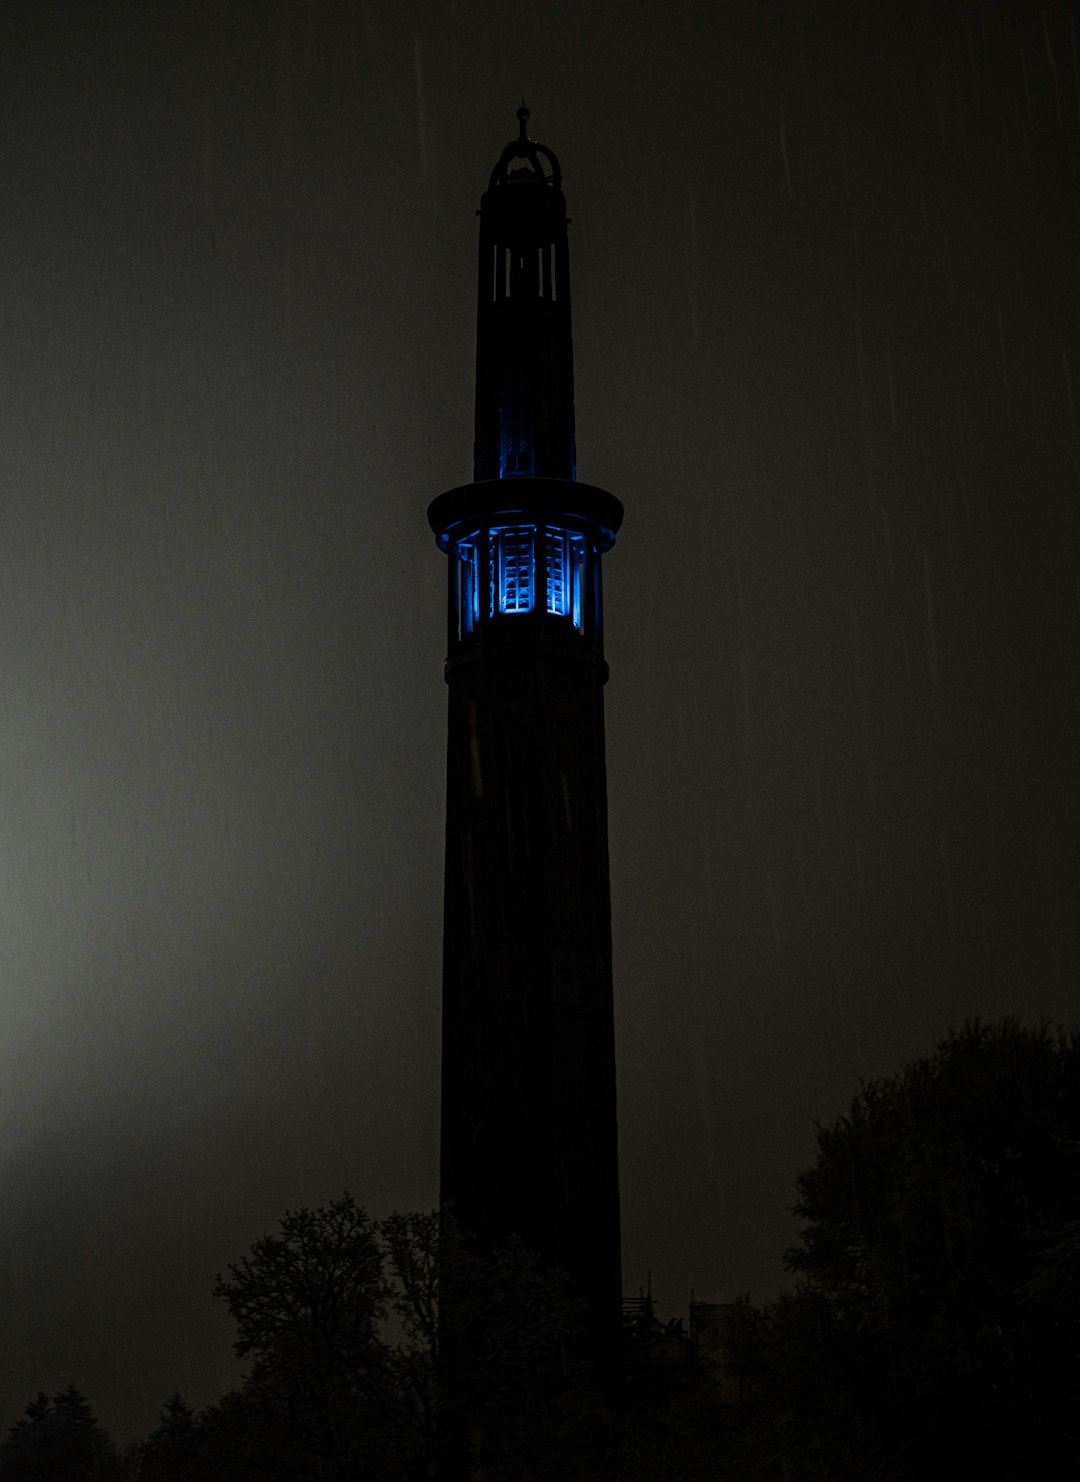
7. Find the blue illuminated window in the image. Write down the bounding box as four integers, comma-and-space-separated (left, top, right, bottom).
499, 397, 534, 478
492, 527, 534, 614
546, 529, 567, 616
500, 433, 530, 477
546, 528, 586, 629
571, 537, 585, 630
467, 525, 588, 630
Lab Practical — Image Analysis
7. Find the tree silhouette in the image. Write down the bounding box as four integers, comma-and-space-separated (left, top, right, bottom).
424, 1214, 602, 1481
0, 1386, 119, 1479
730, 1019, 1080, 1480
211, 1193, 396, 1478
135, 1396, 200, 1481
203, 1199, 606, 1479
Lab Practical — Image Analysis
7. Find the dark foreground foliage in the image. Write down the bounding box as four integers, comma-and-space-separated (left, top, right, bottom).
202, 1198, 617, 1480
730, 1018, 1080, 1480
9, 1019, 1080, 1479
0, 1387, 123, 1479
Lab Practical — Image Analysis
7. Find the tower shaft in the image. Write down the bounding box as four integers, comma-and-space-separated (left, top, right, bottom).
440, 646, 620, 1334
430, 110, 623, 1389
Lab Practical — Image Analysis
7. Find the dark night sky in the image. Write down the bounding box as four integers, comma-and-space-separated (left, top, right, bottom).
0, 0, 1077, 1444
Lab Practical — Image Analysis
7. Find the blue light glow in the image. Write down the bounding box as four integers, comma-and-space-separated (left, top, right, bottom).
546, 529, 567, 615
493, 527, 534, 614
571, 538, 584, 630
456, 525, 587, 631
546, 528, 585, 628
498, 405, 534, 478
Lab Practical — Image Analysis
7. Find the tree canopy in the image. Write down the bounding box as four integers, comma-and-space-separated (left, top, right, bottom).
0, 1387, 120, 1480
735, 1018, 1080, 1480
204, 1198, 602, 1479
135, 1396, 200, 1482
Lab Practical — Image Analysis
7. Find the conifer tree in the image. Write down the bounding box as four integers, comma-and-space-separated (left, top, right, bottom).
136, 1396, 201, 1481
0, 1386, 118, 1478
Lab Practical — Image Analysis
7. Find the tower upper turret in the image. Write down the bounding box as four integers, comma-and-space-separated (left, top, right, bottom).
429, 110, 622, 663
474, 104, 574, 482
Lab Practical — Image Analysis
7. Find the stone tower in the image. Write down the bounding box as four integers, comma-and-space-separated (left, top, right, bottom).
428, 108, 623, 1385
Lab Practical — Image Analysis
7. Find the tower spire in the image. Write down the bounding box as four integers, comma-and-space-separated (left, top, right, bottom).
428, 115, 624, 1398
472, 109, 573, 483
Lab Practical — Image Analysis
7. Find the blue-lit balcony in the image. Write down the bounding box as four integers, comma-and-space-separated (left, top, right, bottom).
429, 477, 622, 658
452, 523, 589, 641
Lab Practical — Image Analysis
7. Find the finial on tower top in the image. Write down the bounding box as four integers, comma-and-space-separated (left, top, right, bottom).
489, 104, 560, 189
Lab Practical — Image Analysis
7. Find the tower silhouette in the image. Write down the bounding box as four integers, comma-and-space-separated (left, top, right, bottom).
428, 108, 623, 1385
